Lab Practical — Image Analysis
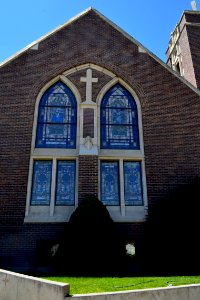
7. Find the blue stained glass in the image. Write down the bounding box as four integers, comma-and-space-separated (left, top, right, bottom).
124, 162, 143, 206
100, 161, 120, 205
112, 109, 128, 124
31, 161, 52, 205
36, 81, 77, 149
100, 84, 139, 149
56, 161, 76, 205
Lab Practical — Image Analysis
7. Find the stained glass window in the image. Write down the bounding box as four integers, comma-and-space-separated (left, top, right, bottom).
31, 161, 52, 205
100, 161, 120, 205
124, 162, 143, 206
101, 84, 139, 149
36, 81, 77, 148
56, 161, 76, 205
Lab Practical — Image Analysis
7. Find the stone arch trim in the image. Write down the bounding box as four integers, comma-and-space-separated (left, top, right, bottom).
97, 77, 145, 155
62, 63, 116, 78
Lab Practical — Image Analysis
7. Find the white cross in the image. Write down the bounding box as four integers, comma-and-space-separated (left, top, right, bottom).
80, 69, 98, 103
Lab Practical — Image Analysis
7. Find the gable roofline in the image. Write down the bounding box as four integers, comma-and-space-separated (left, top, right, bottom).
1, 7, 200, 97
93, 8, 200, 96
0, 7, 93, 68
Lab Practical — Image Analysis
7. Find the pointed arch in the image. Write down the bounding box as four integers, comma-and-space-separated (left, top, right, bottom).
36, 81, 77, 149
100, 83, 139, 150
31, 76, 81, 152
97, 79, 147, 221
25, 76, 80, 222
97, 78, 144, 153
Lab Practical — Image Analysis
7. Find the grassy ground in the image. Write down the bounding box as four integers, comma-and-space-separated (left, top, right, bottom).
46, 276, 200, 294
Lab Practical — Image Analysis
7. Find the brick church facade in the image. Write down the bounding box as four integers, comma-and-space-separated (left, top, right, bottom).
0, 8, 200, 273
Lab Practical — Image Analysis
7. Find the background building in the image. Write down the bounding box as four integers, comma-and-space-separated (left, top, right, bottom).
166, 10, 200, 88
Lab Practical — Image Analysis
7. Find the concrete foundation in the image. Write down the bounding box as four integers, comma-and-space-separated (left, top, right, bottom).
0, 269, 69, 300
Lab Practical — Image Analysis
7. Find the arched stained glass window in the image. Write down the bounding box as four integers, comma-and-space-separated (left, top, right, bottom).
100, 84, 139, 149
36, 81, 77, 148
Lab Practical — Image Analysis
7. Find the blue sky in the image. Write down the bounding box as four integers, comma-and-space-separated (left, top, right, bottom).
0, 0, 196, 63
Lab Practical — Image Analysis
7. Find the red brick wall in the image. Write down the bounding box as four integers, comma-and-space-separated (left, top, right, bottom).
186, 24, 200, 89
184, 11, 200, 23
0, 9, 200, 271
181, 12, 200, 88
179, 25, 196, 86
78, 156, 98, 202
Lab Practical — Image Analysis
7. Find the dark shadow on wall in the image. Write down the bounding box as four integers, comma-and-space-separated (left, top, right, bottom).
53, 194, 125, 276
36, 177, 200, 277
141, 177, 200, 275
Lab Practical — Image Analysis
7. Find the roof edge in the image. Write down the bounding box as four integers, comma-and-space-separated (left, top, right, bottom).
0, 7, 200, 97
0, 7, 93, 68
92, 8, 200, 97
183, 10, 200, 14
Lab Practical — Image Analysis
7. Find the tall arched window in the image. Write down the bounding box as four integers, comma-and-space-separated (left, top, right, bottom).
99, 82, 147, 222
36, 81, 77, 148
100, 84, 139, 149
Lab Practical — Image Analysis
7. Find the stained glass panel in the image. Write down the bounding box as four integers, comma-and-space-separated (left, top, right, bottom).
56, 161, 76, 205
100, 161, 120, 205
101, 84, 139, 149
124, 162, 143, 206
31, 161, 52, 205
36, 81, 77, 148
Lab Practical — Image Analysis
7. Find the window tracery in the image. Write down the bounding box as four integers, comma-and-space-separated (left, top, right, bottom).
100, 84, 139, 149
36, 81, 77, 148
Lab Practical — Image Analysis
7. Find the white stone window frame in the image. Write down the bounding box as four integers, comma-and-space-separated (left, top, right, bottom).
99, 158, 147, 222
24, 75, 81, 223
97, 78, 148, 222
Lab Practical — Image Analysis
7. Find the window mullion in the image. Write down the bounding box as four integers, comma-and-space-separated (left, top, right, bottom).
120, 159, 125, 216
25, 158, 34, 217
50, 158, 56, 216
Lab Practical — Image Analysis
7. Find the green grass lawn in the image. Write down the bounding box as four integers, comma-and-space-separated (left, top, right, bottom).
46, 276, 200, 294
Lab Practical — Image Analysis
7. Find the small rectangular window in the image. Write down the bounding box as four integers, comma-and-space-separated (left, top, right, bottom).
56, 161, 76, 205
100, 161, 120, 205
31, 160, 52, 205
124, 161, 143, 206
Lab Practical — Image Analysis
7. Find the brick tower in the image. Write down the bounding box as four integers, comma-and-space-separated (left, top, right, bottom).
166, 9, 200, 89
